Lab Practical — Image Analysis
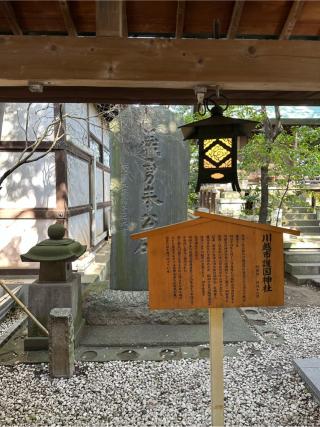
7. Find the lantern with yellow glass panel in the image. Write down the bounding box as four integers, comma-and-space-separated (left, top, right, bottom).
179, 97, 258, 192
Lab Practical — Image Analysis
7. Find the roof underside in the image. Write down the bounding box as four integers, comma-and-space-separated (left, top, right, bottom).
1, 1, 318, 39
0, 1, 320, 105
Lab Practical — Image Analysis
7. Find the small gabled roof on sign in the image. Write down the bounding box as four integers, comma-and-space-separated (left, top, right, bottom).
131, 211, 300, 240
193, 211, 300, 235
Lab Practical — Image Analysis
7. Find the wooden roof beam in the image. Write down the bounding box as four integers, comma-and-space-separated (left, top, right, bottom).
227, 0, 245, 39
0, 37, 320, 92
59, 0, 77, 37
279, 0, 304, 40
175, 1, 186, 39
96, 0, 126, 37
0, 87, 320, 106
1, 1, 22, 35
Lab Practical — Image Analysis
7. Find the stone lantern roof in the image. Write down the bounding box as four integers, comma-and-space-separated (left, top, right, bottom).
21, 223, 86, 263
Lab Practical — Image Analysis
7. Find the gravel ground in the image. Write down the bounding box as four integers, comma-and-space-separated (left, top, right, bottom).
0, 306, 320, 426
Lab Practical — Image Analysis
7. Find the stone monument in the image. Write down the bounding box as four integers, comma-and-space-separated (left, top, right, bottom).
110, 105, 189, 291
21, 223, 86, 350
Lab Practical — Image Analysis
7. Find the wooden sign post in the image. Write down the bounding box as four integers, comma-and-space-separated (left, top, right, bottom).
132, 211, 299, 426
210, 307, 224, 426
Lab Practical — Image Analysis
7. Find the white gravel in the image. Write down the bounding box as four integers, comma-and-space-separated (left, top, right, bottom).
0, 307, 320, 426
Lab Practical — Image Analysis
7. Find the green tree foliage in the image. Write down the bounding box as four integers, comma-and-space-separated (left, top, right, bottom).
178, 104, 320, 218
238, 109, 320, 223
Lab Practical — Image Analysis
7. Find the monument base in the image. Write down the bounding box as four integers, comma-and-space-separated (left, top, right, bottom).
84, 290, 208, 325
24, 273, 83, 351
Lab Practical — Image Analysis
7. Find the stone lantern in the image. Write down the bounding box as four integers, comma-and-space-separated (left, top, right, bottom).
21, 223, 86, 350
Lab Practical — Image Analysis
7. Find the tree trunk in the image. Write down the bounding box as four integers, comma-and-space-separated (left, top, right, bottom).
259, 165, 269, 223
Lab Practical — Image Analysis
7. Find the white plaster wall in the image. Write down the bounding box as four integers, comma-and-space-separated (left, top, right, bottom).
64, 104, 88, 147
104, 171, 110, 202
96, 167, 104, 203
96, 208, 104, 236
0, 218, 54, 268
1, 103, 55, 142
67, 154, 90, 207
105, 206, 111, 234
68, 213, 91, 247
0, 152, 56, 208
88, 104, 102, 141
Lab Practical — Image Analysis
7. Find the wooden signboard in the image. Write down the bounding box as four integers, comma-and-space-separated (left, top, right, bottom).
132, 211, 300, 310
132, 211, 299, 427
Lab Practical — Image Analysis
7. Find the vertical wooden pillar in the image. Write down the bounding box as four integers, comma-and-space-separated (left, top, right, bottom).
90, 154, 97, 246
55, 149, 68, 229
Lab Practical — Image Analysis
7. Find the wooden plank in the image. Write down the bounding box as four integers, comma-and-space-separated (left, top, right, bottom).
279, 0, 304, 40
55, 150, 68, 217
65, 142, 92, 162
141, 220, 285, 309
59, 0, 77, 37
0, 37, 320, 91
96, 0, 123, 37
175, 0, 186, 39
0, 86, 319, 106
227, 0, 245, 39
68, 205, 91, 217
0, 208, 65, 219
121, 0, 128, 37
126, 0, 177, 35
210, 308, 224, 426
193, 211, 300, 235
97, 201, 111, 209
0, 141, 64, 151
0, 1, 22, 35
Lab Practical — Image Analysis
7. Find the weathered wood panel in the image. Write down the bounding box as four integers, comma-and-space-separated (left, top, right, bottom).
0, 38, 319, 91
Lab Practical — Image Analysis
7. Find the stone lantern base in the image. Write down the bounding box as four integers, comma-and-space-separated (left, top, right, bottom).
24, 273, 83, 351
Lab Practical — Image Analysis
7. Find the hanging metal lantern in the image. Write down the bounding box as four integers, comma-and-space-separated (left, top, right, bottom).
179, 96, 258, 192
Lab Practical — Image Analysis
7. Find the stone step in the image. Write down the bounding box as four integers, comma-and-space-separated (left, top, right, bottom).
218, 199, 243, 204
80, 309, 258, 345
284, 220, 319, 227
284, 241, 320, 250
285, 207, 314, 213
285, 251, 320, 263
284, 213, 316, 220
296, 226, 320, 234
286, 262, 320, 275
287, 274, 320, 286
